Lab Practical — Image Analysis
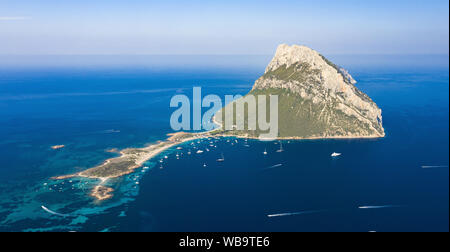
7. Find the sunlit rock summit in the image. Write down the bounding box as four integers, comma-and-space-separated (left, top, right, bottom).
215, 44, 385, 139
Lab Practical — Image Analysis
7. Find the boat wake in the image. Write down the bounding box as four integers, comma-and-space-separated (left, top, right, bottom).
102, 129, 121, 134
268, 210, 326, 218
263, 164, 283, 170
41, 206, 70, 218
269, 205, 404, 218
421, 165, 448, 169
358, 205, 404, 209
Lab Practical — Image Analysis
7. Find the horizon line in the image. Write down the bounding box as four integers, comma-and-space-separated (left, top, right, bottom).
1, 53, 449, 56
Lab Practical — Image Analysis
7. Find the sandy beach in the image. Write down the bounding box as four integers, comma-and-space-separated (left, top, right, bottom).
53, 132, 209, 200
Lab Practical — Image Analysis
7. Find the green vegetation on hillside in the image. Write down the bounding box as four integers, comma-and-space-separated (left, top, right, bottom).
263, 63, 320, 84
214, 88, 377, 138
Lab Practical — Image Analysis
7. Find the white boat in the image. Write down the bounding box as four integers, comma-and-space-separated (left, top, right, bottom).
331, 152, 341, 157
164, 156, 168, 159
203, 163, 207, 167
176, 147, 183, 150
263, 148, 267, 155
217, 153, 225, 162
196, 150, 204, 154
276, 142, 284, 152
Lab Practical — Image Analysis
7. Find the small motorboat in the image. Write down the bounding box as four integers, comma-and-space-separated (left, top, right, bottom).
217, 153, 225, 162
331, 152, 341, 157
276, 142, 284, 153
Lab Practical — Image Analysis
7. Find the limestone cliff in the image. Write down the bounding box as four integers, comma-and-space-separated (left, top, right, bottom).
214, 44, 385, 139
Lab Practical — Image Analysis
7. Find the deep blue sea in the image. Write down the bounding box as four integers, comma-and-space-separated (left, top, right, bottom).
0, 55, 448, 232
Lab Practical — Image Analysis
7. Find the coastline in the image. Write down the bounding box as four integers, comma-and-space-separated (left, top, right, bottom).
52, 118, 384, 201
52, 132, 211, 201
210, 114, 385, 140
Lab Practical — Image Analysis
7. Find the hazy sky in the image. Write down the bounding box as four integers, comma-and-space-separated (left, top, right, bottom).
0, 0, 448, 55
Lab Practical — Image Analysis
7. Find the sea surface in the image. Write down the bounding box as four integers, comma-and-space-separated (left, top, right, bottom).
0, 55, 448, 232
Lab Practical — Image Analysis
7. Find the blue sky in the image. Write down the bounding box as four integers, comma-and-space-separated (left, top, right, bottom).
0, 0, 448, 55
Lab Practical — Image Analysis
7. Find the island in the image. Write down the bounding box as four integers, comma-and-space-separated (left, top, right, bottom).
53, 44, 384, 201
214, 44, 385, 139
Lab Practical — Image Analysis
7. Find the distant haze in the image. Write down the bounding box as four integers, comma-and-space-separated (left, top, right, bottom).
0, 0, 449, 55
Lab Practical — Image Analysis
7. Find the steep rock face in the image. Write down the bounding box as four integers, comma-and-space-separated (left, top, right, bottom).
215, 44, 385, 138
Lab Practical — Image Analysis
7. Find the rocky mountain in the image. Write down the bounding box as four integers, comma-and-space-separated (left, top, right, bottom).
214, 44, 385, 139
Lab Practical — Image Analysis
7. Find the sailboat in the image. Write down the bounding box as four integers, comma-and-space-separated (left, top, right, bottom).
217, 153, 225, 162
276, 141, 284, 152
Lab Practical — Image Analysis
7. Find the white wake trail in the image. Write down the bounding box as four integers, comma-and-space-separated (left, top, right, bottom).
263, 164, 283, 170
421, 165, 448, 169
41, 206, 69, 217
268, 210, 325, 218
358, 205, 404, 209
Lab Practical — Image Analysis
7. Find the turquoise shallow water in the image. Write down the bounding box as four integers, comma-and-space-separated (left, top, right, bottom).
0, 55, 448, 232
